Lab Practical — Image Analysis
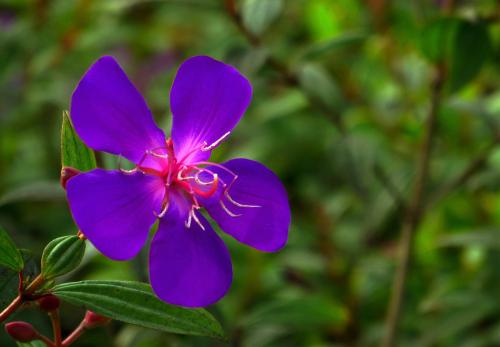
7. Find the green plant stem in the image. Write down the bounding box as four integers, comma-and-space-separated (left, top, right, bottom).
381, 65, 445, 347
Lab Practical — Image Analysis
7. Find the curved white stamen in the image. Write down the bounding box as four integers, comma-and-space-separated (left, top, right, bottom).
146, 149, 169, 159
201, 132, 231, 151
154, 201, 169, 218
224, 191, 260, 208
185, 212, 192, 228
220, 200, 242, 217
191, 209, 205, 230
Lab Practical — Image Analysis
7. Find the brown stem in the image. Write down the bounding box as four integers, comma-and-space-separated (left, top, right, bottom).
24, 274, 45, 295
381, 65, 445, 347
62, 320, 86, 347
50, 310, 62, 347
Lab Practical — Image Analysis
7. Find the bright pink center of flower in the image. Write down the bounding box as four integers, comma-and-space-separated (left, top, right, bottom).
130, 138, 258, 230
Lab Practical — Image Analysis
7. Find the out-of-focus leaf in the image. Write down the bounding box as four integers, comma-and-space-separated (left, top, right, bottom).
242, 295, 348, 331
298, 63, 344, 111
0, 226, 23, 271
447, 20, 492, 92
0, 251, 38, 309
419, 17, 459, 63
53, 280, 225, 338
61, 110, 97, 171
41, 236, 86, 280
420, 18, 492, 92
438, 228, 500, 248
300, 31, 367, 60
16, 341, 46, 347
242, 0, 283, 36
0, 181, 64, 207
415, 294, 496, 347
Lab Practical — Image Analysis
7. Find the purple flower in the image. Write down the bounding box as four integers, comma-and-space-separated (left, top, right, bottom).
66, 56, 291, 307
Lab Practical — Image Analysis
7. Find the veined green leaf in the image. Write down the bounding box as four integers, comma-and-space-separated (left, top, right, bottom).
53, 280, 225, 339
61, 110, 97, 171
0, 226, 23, 271
0, 251, 38, 309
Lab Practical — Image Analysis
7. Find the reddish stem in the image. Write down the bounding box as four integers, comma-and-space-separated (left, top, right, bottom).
0, 274, 45, 323
62, 320, 86, 347
36, 332, 56, 347
49, 310, 62, 347
0, 296, 23, 323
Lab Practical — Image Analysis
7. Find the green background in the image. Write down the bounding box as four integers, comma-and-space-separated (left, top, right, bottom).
1, 0, 499, 346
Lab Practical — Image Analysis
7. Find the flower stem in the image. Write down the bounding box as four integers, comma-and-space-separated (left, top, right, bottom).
0, 274, 45, 323
49, 310, 62, 347
62, 320, 86, 347
0, 295, 23, 323
24, 274, 45, 295
36, 332, 56, 347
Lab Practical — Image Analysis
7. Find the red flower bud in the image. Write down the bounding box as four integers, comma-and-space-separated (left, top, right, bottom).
5, 322, 38, 342
83, 311, 111, 328
38, 294, 60, 312
60, 166, 81, 189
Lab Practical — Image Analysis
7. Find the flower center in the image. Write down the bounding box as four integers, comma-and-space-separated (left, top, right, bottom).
129, 138, 259, 230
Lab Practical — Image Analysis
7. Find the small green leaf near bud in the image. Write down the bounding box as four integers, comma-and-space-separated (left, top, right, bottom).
41, 236, 86, 280
0, 225, 24, 271
61, 110, 97, 171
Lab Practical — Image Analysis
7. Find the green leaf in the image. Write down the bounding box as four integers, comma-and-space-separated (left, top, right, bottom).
0, 226, 23, 271
61, 110, 97, 171
419, 17, 459, 63
0, 181, 64, 207
438, 228, 500, 248
52, 280, 225, 338
41, 236, 86, 280
300, 31, 367, 60
447, 20, 492, 92
242, 0, 283, 36
16, 341, 46, 347
297, 63, 344, 111
0, 251, 38, 309
243, 295, 348, 331
419, 18, 492, 92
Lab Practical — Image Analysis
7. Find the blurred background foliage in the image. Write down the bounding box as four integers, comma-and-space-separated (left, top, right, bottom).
0, 0, 499, 346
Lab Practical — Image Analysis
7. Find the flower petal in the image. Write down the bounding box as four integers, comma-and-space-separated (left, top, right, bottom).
170, 56, 252, 163
71, 56, 166, 164
149, 205, 232, 307
203, 159, 290, 252
66, 169, 164, 261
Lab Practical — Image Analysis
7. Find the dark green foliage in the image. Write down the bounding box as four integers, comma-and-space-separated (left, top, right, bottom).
0, 226, 23, 271
0, 0, 499, 346
53, 281, 225, 338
